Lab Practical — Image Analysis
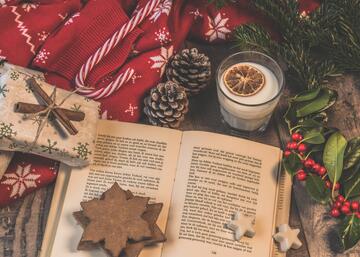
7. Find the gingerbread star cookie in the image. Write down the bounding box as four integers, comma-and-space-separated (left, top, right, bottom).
74, 183, 166, 257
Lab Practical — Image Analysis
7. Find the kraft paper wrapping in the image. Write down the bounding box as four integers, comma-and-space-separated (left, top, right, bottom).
0, 63, 100, 167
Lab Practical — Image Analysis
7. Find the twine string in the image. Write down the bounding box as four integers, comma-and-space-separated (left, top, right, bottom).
23, 86, 80, 151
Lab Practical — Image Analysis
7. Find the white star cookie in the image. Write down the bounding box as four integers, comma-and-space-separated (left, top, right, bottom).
226, 212, 256, 240
273, 224, 302, 252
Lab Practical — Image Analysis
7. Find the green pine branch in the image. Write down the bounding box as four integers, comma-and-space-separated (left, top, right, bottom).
233, 0, 360, 91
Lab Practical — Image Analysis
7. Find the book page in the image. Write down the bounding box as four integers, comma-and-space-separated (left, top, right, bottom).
162, 131, 284, 257
48, 121, 183, 257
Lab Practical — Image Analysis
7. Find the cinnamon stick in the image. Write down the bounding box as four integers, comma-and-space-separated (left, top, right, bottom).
26, 78, 78, 135
15, 102, 85, 121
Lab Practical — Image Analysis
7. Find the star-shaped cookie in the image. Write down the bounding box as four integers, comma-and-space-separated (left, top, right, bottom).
74, 185, 166, 257
273, 224, 302, 252
226, 212, 256, 240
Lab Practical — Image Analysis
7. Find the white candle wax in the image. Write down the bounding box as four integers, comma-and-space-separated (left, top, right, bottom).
217, 62, 281, 131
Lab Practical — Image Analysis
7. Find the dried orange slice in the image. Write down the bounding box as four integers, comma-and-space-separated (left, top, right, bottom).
223, 64, 265, 96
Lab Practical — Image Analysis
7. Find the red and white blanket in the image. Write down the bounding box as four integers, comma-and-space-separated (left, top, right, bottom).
0, 0, 318, 206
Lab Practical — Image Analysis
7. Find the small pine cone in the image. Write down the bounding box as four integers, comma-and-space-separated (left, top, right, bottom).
166, 48, 211, 96
143, 81, 189, 128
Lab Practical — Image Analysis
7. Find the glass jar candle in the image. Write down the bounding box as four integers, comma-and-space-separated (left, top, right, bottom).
216, 51, 285, 132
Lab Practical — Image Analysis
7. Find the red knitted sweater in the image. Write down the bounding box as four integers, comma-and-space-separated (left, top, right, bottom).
0, 0, 318, 206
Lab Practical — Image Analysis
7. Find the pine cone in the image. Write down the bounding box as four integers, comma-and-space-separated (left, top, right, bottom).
166, 48, 211, 96
143, 81, 189, 128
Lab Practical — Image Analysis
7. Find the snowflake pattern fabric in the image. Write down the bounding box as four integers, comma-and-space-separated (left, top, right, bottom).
1, 164, 40, 198
21, 3, 38, 13
34, 49, 50, 64
0, 153, 58, 206
149, 46, 174, 77
0, 123, 16, 140
73, 143, 92, 160
149, 0, 172, 23
0, 0, 319, 206
205, 13, 231, 42
155, 27, 171, 46
0, 84, 9, 98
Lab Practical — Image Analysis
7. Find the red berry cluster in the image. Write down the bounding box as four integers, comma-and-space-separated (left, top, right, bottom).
284, 133, 329, 183
330, 195, 360, 218
284, 132, 359, 219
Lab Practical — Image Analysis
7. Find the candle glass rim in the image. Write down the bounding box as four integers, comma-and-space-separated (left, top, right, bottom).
216, 51, 285, 107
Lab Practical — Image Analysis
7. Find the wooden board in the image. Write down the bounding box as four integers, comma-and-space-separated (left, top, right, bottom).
0, 42, 358, 257
276, 75, 360, 257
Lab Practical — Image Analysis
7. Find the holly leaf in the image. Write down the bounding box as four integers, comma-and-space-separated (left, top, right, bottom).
283, 153, 302, 176
302, 129, 325, 144
308, 112, 329, 124
317, 89, 337, 113
342, 160, 360, 183
343, 164, 360, 199
323, 132, 347, 189
292, 88, 321, 102
306, 173, 331, 204
344, 137, 360, 170
338, 214, 360, 251
284, 89, 336, 132
296, 89, 331, 118
298, 118, 323, 129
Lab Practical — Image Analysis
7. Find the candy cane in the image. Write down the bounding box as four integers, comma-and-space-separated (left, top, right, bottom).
75, 0, 162, 99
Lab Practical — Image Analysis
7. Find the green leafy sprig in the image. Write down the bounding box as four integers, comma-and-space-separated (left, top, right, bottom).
233, 0, 360, 251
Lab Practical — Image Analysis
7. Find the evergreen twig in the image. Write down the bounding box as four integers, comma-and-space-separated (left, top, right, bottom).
233, 0, 360, 90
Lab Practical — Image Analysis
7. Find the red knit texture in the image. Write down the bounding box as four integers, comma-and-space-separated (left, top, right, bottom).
0, 0, 319, 206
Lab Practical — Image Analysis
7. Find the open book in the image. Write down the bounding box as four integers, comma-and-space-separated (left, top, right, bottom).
40, 120, 292, 257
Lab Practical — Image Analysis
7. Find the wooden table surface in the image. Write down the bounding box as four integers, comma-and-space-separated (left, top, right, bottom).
0, 42, 359, 257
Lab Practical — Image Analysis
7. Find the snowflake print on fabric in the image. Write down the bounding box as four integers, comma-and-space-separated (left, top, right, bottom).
189, 9, 203, 20
27, 115, 42, 126
0, 123, 16, 139
65, 12, 80, 26
21, 3, 38, 12
41, 139, 59, 154
1, 164, 40, 198
37, 31, 49, 42
0, 84, 9, 98
155, 27, 171, 46
149, 0, 172, 23
10, 71, 19, 81
34, 49, 50, 64
70, 104, 82, 112
73, 142, 92, 160
125, 104, 138, 116
205, 13, 231, 42
149, 45, 174, 77
131, 73, 142, 84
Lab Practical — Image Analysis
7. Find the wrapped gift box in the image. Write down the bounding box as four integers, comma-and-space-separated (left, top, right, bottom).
0, 63, 100, 167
